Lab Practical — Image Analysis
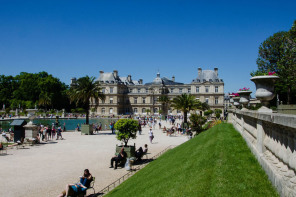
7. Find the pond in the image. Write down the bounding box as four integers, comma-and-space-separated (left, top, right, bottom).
0, 118, 118, 131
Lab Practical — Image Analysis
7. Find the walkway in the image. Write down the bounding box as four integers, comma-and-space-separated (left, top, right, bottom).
0, 119, 187, 197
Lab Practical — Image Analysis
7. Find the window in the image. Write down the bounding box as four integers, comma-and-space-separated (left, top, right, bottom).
134, 108, 138, 113
205, 98, 209, 104
154, 108, 158, 113
101, 108, 105, 114
110, 97, 113, 104
171, 88, 174, 93
110, 87, 113, 93
205, 86, 209, 93
179, 88, 182, 93
102, 88, 106, 93
145, 88, 148, 93
138, 88, 141, 93
196, 86, 199, 93
142, 108, 146, 113
134, 97, 138, 104
109, 108, 113, 113
142, 97, 146, 104
177, 110, 181, 113
188, 88, 191, 93
215, 97, 219, 104
215, 86, 218, 93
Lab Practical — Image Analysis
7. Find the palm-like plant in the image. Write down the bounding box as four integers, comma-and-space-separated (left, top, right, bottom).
68, 76, 105, 124
38, 92, 52, 110
171, 94, 202, 123
158, 95, 170, 116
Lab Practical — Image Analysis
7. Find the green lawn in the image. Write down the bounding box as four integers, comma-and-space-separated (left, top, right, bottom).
106, 123, 278, 197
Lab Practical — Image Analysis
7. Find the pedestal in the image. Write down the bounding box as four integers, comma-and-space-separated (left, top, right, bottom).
23, 121, 38, 139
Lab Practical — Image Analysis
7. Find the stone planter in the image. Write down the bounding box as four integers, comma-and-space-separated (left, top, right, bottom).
250, 75, 279, 113
233, 97, 240, 108
237, 91, 252, 110
81, 124, 93, 135
116, 144, 136, 158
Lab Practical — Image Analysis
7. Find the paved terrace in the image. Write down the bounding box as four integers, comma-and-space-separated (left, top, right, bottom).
0, 120, 188, 197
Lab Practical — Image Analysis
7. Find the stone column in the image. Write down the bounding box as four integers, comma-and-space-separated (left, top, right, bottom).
256, 119, 264, 154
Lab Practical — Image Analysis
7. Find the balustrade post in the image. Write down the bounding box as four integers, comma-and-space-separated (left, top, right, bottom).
256, 119, 264, 154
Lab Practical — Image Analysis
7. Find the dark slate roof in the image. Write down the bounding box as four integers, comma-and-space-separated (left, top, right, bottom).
97, 72, 119, 84
10, 119, 27, 126
145, 73, 184, 85
192, 70, 223, 83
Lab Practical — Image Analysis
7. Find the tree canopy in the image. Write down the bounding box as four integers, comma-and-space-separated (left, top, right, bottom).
171, 93, 204, 123
0, 72, 69, 110
68, 76, 105, 124
252, 20, 296, 104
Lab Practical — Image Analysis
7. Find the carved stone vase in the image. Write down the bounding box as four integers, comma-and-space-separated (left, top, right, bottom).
250, 75, 279, 113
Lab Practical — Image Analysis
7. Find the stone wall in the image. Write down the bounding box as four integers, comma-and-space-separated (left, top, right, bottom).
278, 104, 296, 115
228, 109, 296, 197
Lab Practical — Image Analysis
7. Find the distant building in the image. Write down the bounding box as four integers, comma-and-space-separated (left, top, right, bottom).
72, 68, 225, 116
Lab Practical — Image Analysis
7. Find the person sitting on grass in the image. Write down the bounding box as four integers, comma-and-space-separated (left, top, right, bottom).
110, 147, 127, 170
135, 144, 148, 161
57, 169, 93, 197
0, 142, 3, 150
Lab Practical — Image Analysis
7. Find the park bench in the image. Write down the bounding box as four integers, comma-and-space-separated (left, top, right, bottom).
76, 177, 95, 197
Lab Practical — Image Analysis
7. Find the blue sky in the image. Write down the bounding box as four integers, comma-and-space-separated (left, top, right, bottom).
0, 0, 295, 95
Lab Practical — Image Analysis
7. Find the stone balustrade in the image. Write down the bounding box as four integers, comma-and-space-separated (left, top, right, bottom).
228, 109, 296, 196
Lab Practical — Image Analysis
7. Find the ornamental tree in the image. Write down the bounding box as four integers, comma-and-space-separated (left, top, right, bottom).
114, 119, 138, 146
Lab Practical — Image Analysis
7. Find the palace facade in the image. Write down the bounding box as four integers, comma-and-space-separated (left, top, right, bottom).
73, 68, 225, 116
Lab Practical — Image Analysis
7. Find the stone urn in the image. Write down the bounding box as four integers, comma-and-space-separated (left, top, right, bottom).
237, 91, 252, 110
250, 75, 279, 113
233, 97, 240, 108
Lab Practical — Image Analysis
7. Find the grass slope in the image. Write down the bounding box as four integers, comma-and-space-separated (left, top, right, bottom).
106, 123, 278, 197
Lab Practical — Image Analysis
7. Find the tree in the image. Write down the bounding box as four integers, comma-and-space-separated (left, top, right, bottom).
114, 119, 138, 146
158, 95, 170, 116
204, 110, 213, 119
214, 109, 222, 119
68, 76, 105, 124
171, 94, 201, 124
38, 92, 52, 110
189, 113, 207, 134
253, 21, 296, 104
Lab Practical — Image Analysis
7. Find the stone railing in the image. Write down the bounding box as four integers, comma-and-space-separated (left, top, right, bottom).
228, 109, 296, 197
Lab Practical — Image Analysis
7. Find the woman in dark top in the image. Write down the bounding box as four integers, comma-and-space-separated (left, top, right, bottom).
58, 169, 93, 197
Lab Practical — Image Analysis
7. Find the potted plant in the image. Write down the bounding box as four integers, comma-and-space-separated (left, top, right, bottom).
250, 71, 279, 112
114, 119, 138, 158
230, 93, 240, 108
237, 88, 252, 110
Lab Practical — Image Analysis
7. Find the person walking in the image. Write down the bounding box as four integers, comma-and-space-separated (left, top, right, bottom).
148, 128, 154, 144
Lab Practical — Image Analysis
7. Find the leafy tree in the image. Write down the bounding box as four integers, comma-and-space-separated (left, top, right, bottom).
68, 76, 105, 124
204, 110, 213, 119
171, 94, 202, 124
252, 21, 296, 104
189, 113, 207, 134
114, 119, 138, 146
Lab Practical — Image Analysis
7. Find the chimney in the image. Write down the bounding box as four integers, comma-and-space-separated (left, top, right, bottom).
127, 75, 132, 82
139, 79, 143, 84
214, 67, 218, 76
70, 78, 77, 86
113, 70, 118, 78
198, 68, 202, 76
172, 76, 175, 82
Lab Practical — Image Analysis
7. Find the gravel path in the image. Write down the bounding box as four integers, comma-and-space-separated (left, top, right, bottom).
0, 120, 188, 197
